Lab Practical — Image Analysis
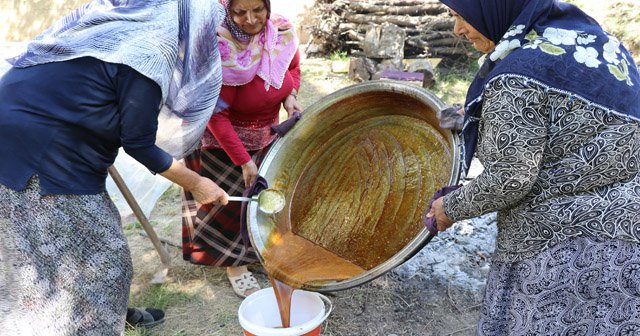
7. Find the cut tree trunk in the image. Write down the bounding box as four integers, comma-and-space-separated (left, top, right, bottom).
307, 0, 472, 60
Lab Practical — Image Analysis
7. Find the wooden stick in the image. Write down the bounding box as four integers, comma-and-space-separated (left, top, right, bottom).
107, 166, 172, 267
138, 230, 181, 249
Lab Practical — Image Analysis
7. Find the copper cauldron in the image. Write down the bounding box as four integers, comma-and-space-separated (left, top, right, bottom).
247, 81, 462, 291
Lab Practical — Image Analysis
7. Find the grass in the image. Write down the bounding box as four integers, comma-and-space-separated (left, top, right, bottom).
124, 220, 143, 231
431, 59, 479, 105
125, 286, 195, 336
602, 2, 640, 57
129, 285, 194, 310
125, 328, 188, 336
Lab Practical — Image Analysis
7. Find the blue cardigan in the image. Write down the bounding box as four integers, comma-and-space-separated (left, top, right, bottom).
0, 57, 173, 195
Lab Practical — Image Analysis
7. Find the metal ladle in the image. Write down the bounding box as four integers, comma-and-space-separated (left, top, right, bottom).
227, 189, 286, 214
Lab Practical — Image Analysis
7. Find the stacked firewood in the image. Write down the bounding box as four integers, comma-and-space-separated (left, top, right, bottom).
306, 0, 473, 60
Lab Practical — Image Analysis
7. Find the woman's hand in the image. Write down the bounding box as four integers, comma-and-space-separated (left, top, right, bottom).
241, 159, 258, 188
426, 197, 455, 231
190, 177, 229, 205
283, 93, 303, 116
159, 159, 228, 205
437, 104, 465, 131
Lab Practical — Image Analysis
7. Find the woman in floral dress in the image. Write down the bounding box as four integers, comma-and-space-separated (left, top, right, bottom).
428, 0, 640, 334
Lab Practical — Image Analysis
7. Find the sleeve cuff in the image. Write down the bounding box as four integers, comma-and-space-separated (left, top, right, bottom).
124, 145, 173, 174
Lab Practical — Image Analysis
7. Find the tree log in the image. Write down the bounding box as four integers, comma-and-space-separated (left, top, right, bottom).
307, 0, 470, 61
342, 30, 365, 42
429, 48, 470, 57
344, 13, 451, 28
369, 0, 441, 6
421, 31, 458, 40
407, 36, 467, 47
349, 2, 446, 16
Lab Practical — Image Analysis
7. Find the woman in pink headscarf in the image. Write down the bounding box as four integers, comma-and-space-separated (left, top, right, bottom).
181, 0, 302, 298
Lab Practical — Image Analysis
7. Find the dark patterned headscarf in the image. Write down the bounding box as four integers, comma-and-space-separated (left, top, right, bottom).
222, 0, 271, 42
440, 0, 640, 172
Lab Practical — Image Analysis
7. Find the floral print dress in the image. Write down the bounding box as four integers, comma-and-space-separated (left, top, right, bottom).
443, 74, 640, 335
0, 176, 132, 335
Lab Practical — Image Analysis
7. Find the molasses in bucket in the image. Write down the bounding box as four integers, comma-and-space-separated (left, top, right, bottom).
238, 287, 332, 336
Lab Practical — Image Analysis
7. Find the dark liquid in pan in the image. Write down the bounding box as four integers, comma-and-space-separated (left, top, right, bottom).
261, 116, 451, 328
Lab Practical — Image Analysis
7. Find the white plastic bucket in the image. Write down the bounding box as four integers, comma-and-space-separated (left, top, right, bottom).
238, 287, 332, 336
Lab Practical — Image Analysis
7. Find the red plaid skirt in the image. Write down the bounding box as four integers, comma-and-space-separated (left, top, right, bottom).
181, 147, 269, 267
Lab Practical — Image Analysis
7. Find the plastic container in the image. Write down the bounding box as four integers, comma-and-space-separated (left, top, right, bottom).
238, 287, 332, 336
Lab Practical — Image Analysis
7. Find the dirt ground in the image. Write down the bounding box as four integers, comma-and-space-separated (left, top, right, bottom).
1, 1, 637, 335
126, 55, 495, 336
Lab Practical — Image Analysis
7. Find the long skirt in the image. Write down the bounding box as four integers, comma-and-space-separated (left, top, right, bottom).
477, 235, 640, 335
0, 176, 132, 336
181, 147, 268, 267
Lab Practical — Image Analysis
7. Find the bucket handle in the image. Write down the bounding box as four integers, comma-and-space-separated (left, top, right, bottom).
316, 292, 333, 323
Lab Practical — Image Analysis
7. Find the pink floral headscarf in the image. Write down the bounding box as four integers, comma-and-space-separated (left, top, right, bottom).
218, 0, 298, 91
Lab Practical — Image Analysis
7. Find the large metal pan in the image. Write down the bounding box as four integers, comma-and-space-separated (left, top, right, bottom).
247, 81, 462, 292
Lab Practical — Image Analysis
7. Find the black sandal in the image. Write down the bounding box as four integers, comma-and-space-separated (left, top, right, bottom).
126, 307, 165, 328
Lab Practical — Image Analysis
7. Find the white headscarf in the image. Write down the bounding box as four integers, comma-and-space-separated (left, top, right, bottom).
5, 0, 226, 159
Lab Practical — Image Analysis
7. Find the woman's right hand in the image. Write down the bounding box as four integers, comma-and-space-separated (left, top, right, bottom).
159, 159, 228, 205
190, 176, 229, 205
283, 94, 303, 116
241, 159, 258, 189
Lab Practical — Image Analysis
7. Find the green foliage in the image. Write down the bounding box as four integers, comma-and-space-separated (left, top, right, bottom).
159, 183, 181, 202
124, 221, 143, 231
329, 51, 349, 61
568, 0, 640, 57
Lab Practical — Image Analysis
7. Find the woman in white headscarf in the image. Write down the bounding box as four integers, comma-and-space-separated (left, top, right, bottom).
0, 0, 227, 334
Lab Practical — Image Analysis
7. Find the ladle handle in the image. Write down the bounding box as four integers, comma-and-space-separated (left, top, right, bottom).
227, 196, 253, 202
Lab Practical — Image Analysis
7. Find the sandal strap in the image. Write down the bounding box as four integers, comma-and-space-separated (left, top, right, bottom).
229, 272, 260, 292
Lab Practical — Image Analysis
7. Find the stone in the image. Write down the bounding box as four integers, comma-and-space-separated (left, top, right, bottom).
405, 58, 436, 88
349, 57, 376, 82
376, 58, 404, 72
405, 58, 435, 73
331, 59, 350, 73
362, 23, 405, 59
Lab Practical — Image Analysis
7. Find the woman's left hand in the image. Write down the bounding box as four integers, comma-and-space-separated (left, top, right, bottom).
426, 197, 455, 232
241, 159, 258, 189
284, 94, 303, 116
